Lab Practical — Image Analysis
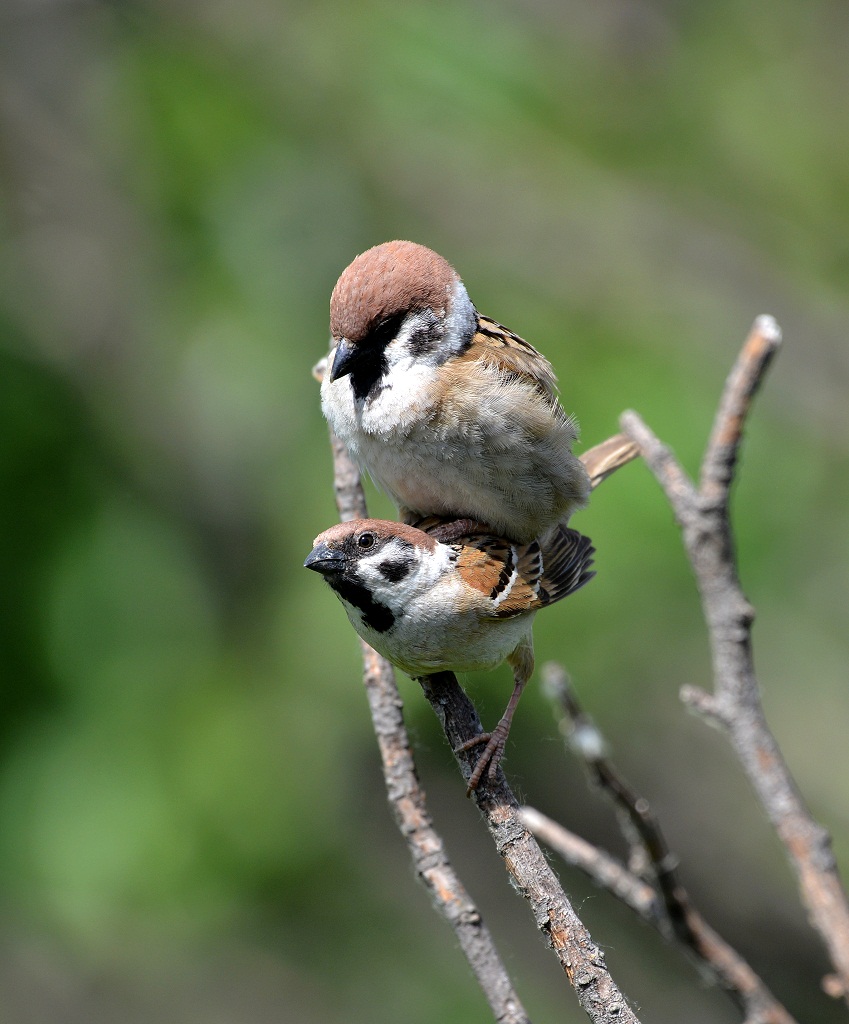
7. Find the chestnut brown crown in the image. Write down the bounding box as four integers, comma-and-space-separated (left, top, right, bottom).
329, 241, 460, 344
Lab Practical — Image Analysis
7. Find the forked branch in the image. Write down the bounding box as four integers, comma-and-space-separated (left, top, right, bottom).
524, 663, 797, 1024
621, 315, 849, 1002
418, 671, 639, 1023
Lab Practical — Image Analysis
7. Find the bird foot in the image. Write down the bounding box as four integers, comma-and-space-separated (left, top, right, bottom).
455, 721, 510, 796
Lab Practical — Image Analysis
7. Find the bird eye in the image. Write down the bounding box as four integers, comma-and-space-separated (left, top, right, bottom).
368, 313, 404, 345
357, 532, 376, 549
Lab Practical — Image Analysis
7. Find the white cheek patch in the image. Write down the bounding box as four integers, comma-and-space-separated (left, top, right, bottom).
357, 542, 426, 598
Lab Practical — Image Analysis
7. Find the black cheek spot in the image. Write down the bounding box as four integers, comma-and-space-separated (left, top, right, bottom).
407, 318, 441, 358
378, 559, 412, 582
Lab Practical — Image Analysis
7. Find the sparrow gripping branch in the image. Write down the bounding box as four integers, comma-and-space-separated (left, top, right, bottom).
320, 419, 641, 1024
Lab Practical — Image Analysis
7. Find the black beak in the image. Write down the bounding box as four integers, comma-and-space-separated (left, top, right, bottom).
304, 542, 347, 576
328, 337, 361, 382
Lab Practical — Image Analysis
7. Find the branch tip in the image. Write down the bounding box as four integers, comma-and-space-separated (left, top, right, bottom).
752, 314, 782, 347
679, 685, 726, 723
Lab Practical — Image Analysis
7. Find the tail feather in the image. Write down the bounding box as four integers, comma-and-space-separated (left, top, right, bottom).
580, 433, 639, 489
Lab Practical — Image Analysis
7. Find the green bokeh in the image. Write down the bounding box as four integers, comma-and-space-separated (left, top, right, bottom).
1, 1, 847, 1020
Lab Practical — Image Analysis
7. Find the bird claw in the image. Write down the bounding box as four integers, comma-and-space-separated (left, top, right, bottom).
455, 726, 509, 796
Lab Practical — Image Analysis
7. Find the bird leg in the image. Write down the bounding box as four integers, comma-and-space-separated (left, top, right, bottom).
456, 637, 534, 795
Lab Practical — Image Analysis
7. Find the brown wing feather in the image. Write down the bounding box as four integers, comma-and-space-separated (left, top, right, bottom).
468, 315, 561, 405
486, 529, 593, 617
448, 525, 595, 620
410, 515, 494, 542
455, 535, 514, 598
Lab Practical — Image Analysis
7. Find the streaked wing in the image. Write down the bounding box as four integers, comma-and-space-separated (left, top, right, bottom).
532, 524, 595, 607
411, 515, 495, 542
470, 314, 560, 405
452, 524, 595, 619
455, 534, 518, 607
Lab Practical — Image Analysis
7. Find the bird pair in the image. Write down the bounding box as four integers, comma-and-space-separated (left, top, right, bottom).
306, 241, 597, 792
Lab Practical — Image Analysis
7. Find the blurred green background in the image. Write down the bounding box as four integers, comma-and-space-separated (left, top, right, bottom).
1, 1, 848, 1021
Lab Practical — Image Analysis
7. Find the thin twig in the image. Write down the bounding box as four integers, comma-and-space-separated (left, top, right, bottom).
534, 663, 798, 1024
327, 427, 531, 1024
542, 664, 685, 938
518, 806, 660, 919
699, 316, 782, 503
621, 315, 849, 1003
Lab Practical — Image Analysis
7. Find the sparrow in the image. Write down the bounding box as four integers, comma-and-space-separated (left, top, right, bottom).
304, 517, 595, 792
320, 241, 591, 544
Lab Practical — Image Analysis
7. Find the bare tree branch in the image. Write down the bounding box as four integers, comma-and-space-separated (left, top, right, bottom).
418, 672, 640, 1024
326, 425, 531, 1024
541, 664, 686, 938
531, 663, 798, 1024
699, 316, 782, 502
518, 805, 660, 917
621, 315, 849, 1003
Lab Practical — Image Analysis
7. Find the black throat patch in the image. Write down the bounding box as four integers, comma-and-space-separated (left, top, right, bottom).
349, 312, 405, 401
330, 576, 396, 633
350, 349, 388, 402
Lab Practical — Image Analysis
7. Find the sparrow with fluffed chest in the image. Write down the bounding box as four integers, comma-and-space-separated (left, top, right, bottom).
320, 241, 590, 544
304, 518, 595, 792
